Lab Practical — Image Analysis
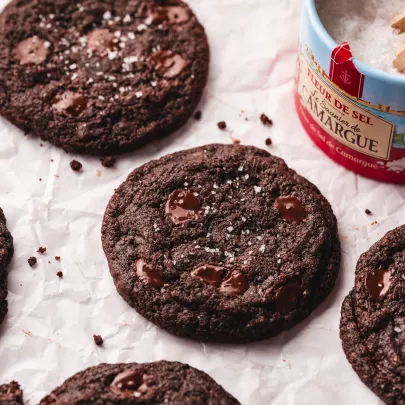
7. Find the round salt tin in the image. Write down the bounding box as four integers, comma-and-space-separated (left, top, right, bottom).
296, 0, 405, 183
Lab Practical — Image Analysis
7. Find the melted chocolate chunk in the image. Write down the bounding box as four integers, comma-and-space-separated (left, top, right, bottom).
52, 92, 87, 117
151, 51, 187, 78
191, 265, 226, 287
220, 271, 249, 295
87, 29, 115, 53
111, 369, 144, 392
14, 36, 49, 65
136, 259, 165, 288
366, 269, 391, 299
272, 283, 303, 313
165, 190, 200, 224
275, 196, 307, 223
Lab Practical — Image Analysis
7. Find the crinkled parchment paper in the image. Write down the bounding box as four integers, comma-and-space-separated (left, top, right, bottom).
0, 0, 401, 404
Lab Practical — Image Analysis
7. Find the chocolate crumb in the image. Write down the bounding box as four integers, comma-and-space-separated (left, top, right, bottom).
265, 138, 272, 146
217, 121, 227, 130
70, 160, 82, 172
101, 156, 116, 168
37, 247, 46, 254
28, 257, 37, 267
55, 256, 61, 261
194, 111, 202, 120
232, 139, 241, 145
93, 335, 104, 346
365, 209, 372, 215
57, 271, 63, 278
260, 114, 273, 125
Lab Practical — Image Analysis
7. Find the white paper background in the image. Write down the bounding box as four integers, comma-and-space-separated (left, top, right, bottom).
0, 0, 403, 404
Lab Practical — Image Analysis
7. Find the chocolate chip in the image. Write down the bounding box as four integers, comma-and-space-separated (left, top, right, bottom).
217, 121, 227, 130
37, 247, 46, 254
151, 51, 187, 78
275, 196, 307, 223
57, 271, 63, 278
101, 157, 116, 168
28, 257, 37, 267
365, 209, 372, 215
70, 160, 82, 172
165, 190, 201, 224
136, 259, 165, 288
194, 111, 202, 120
93, 335, 104, 346
260, 114, 273, 125
265, 138, 272, 146
52, 92, 87, 117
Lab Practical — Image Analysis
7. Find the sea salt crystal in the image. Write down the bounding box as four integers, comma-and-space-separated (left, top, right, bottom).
316, 0, 405, 75
395, 326, 402, 333
103, 11, 112, 20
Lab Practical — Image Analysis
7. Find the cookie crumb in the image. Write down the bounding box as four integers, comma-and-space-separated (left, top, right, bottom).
217, 121, 227, 130
371, 221, 378, 226
365, 209, 372, 215
232, 139, 241, 145
194, 111, 202, 120
28, 257, 37, 267
55, 256, 61, 261
93, 335, 104, 346
70, 160, 82, 171
260, 114, 273, 125
101, 157, 116, 168
57, 271, 63, 278
37, 247, 46, 254
265, 138, 272, 146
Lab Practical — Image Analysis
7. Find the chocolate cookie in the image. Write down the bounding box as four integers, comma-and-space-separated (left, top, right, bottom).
340, 225, 405, 405
0, 0, 209, 156
0, 382, 24, 405
0, 208, 13, 326
39, 361, 240, 404
102, 144, 340, 343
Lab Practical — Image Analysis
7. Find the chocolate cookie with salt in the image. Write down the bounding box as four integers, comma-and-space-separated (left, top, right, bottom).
102, 144, 340, 343
0, 208, 13, 327
341, 225, 405, 405
0, 0, 209, 155
0, 382, 24, 405
39, 362, 240, 405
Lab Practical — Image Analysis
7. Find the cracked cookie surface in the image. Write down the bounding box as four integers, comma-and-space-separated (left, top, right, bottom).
341, 225, 405, 405
102, 144, 340, 342
0, 0, 209, 155
39, 361, 240, 405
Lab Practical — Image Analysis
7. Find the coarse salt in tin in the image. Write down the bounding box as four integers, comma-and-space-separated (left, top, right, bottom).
296, 0, 405, 183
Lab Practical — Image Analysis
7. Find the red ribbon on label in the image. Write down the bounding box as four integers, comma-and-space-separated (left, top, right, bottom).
329, 42, 365, 99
